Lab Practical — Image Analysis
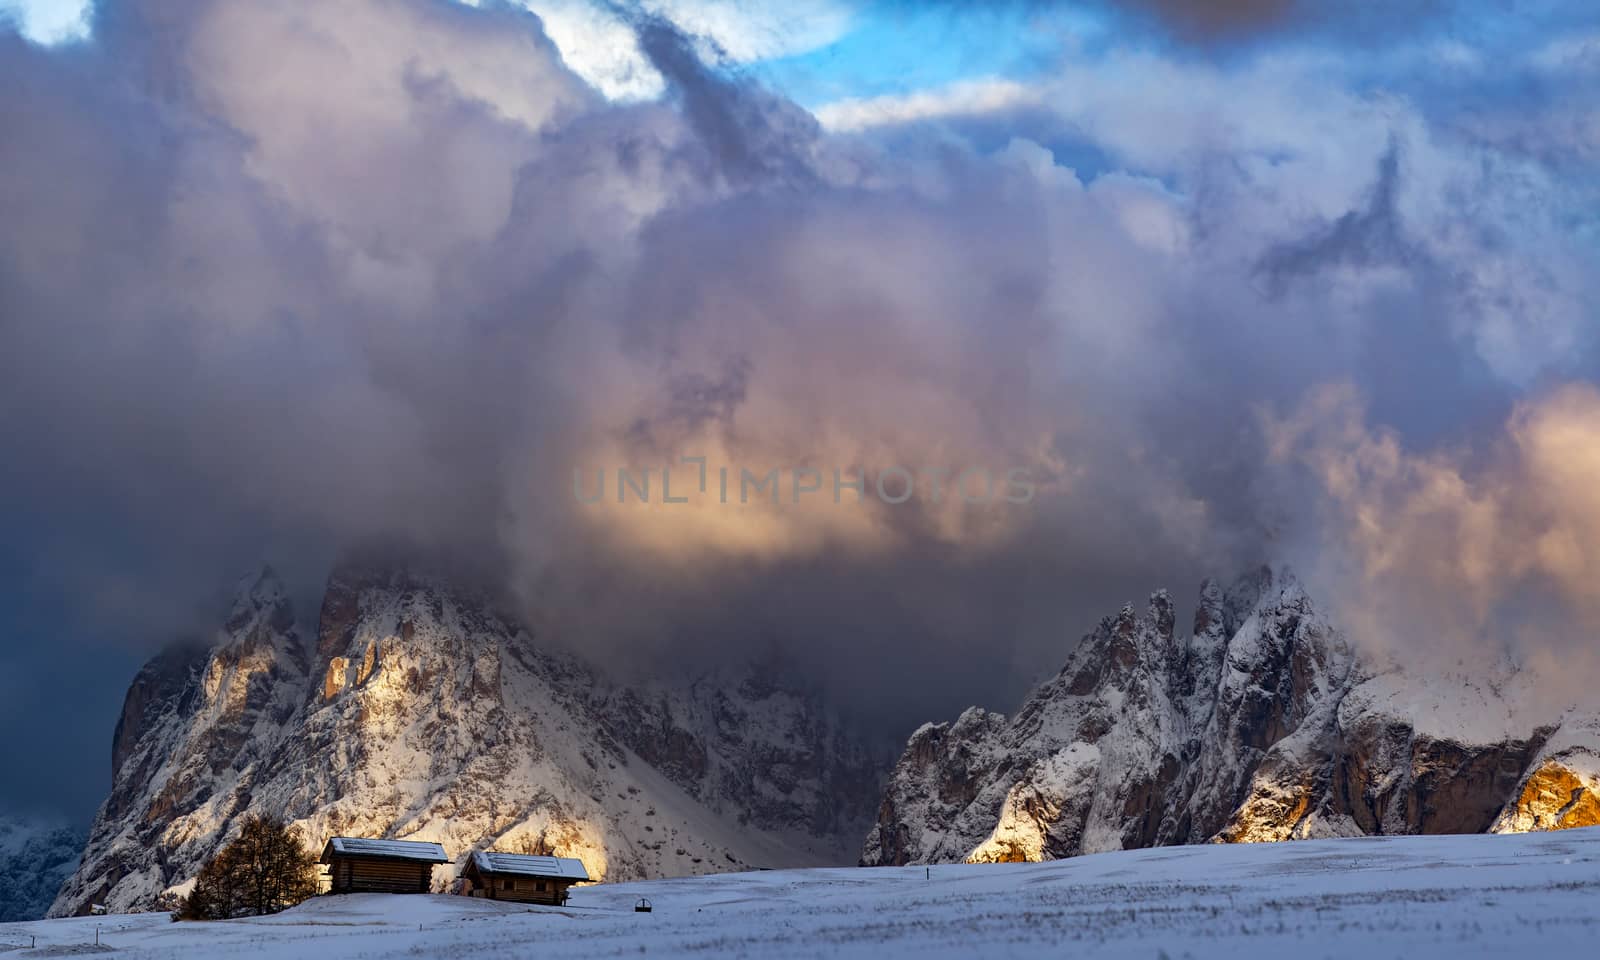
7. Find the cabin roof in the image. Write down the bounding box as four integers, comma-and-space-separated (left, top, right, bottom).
321, 837, 449, 864
468, 851, 590, 881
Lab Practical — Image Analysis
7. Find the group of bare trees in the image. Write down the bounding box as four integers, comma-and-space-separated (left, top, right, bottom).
179, 815, 318, 920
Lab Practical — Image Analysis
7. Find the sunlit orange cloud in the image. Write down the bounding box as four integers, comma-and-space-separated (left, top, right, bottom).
1265, 382, 1600, 701
565, 423, 1067, 564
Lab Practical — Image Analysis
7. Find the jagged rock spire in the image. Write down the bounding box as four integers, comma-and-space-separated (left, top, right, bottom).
861, 567, 1599, 866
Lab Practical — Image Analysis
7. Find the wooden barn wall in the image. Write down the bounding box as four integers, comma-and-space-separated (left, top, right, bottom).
329, 857, 435, 893
472, 874, 574, 905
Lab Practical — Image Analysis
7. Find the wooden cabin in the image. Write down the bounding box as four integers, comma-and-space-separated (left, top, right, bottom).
320, 837, 449, 895
459, 852, 590, 905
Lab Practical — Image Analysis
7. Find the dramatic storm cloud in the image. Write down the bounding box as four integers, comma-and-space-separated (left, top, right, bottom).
1, 0, 1596, 821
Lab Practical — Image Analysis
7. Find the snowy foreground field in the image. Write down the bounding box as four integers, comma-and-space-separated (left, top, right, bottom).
5, 828, 1598, 958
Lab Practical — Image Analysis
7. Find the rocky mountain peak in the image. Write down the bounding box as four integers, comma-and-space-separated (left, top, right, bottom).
225, 566, 292, 633
862, 567, 1598, 866
53, 563, 883, 916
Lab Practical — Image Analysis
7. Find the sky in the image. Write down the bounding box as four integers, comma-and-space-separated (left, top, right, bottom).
0, 0, 1597, 826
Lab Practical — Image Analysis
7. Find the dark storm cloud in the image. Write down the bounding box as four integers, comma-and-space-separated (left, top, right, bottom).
623, 355, 751, 455
629, 13, 821, 187
1254, 140, 1416, 297
1, 0, 1596, 825
1109, 0, 1299, 38
905, 0, 1467, 45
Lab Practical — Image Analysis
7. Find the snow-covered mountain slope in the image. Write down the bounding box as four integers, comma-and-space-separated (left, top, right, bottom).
0, 815, 81, 921
863, 567, 1600, 865
51, 566, 882, 916
10, 828, 1600, 959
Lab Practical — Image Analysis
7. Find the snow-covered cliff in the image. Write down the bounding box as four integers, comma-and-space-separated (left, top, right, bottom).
862, 568, 1600, 865
51, 566, 882, 916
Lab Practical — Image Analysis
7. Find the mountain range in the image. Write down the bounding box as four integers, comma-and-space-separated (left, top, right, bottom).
39, 565, 1600, 918
0, 815, 80, 922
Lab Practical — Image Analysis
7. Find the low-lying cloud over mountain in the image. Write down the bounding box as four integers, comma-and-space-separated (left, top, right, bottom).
2, 0, 1597, 823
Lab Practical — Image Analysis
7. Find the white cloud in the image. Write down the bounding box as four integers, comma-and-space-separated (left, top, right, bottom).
1530, 30, 1600, 72
812, 78, 1040, 132
1, 0, 89, 44
519, 0, 853, 101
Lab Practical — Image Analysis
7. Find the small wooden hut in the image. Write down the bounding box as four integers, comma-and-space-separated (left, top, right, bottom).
459, 852, 590, 905
320, 837, 450, 894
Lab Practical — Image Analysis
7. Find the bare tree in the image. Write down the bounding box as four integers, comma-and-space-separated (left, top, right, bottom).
181, 815, 318, 920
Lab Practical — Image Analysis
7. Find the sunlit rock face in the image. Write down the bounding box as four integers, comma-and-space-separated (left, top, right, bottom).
863, 569, 1599, 865
1495, 761, 1600, 831
1492, 716, 1600, 833
1218, 693, 1553, 843
52, 565, 882, 917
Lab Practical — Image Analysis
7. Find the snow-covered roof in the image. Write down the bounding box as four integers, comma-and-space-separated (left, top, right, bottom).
324, 837, 449, 863
469, 851, 589, 881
